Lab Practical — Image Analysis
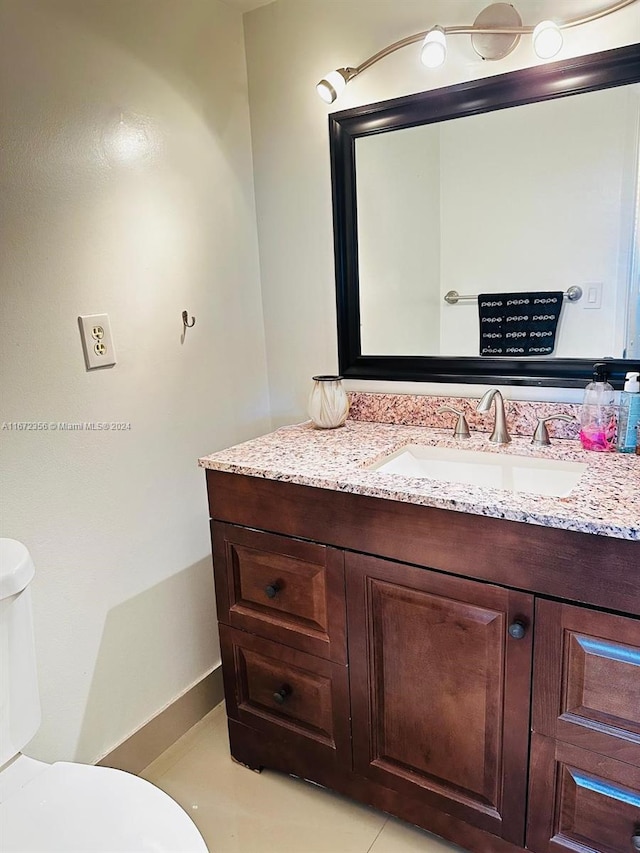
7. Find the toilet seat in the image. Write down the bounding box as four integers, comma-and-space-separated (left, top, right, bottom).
0, 760, 208, 852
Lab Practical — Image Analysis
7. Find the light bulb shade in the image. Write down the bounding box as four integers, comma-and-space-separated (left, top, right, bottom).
316, 69, 349, 103
421, 26, 447, 68
532, 20, 563, 59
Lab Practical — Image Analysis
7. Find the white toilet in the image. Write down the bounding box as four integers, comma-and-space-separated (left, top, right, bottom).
0, 538, 209, 852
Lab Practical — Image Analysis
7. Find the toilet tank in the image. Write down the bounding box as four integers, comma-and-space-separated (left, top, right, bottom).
0, 539, 41, 767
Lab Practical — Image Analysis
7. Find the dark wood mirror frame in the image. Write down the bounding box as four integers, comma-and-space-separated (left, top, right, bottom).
330, 43, 640, 388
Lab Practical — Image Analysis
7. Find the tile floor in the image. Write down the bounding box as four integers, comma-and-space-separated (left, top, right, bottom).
141, 703, 466, 853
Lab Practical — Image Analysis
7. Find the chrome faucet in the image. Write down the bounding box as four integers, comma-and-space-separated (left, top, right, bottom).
476, 389, 511, 444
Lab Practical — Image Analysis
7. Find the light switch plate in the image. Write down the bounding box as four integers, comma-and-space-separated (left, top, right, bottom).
583, 282, 603, 310
78, 314, 117, 369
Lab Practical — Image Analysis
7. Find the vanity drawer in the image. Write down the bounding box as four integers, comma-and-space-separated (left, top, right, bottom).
533, 600, 640, 766
219, 625, 350, 762
527, 734, 640, 853
212, 524, 346, 662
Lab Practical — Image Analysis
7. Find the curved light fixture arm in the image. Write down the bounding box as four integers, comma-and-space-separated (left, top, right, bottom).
346, 0, 636, 82
559, 0, 638, 28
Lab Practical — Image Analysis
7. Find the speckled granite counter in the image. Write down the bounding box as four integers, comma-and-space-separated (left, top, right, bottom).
199, 420, 640, 541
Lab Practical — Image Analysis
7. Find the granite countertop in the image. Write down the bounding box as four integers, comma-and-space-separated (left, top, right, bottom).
199, 420, 640, 541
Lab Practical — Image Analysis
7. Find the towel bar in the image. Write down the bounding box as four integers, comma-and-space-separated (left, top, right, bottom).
444, 286, 583, 305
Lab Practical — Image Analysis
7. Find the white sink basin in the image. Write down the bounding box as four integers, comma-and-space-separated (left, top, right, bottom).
368, 444, 587, 498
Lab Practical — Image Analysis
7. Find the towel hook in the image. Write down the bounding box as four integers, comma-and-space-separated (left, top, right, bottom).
182, 310, 196, 329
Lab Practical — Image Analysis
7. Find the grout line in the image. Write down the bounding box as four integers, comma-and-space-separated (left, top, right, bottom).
365, 817, 389, 853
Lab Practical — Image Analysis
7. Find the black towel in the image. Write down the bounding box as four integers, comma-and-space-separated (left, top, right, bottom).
478, 291, 563, 357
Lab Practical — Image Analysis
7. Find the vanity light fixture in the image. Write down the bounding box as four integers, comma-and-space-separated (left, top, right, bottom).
421, 26, 447, 68
531, 20, 564, 59
316, 68, 355, 104
316, 0, 637, 103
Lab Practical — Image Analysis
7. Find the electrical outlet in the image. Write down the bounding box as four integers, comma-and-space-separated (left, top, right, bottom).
78, 314, 117, 369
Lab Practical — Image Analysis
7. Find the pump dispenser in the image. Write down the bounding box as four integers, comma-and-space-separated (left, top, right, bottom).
579, 363, 616, 451
616, 370, 640, 453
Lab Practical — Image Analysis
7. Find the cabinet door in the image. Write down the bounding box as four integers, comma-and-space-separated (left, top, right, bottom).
346, 552, 533, 846
527, 733, 640, 853
533, 599, 640, 766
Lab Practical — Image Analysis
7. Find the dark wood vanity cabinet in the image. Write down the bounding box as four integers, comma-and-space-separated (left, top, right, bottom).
213, 523, 351, 776
206, 470, 640, 853
346, 552, 534, 845
528, 602, 640, 853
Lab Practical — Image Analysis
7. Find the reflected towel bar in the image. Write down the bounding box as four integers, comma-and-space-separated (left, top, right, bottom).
444, 286, 582, 304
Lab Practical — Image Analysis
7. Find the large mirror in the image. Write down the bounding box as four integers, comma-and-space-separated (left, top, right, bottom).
330, 44, 640, 387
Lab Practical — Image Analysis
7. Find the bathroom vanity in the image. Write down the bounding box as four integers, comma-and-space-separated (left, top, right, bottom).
201, 420, 640, 853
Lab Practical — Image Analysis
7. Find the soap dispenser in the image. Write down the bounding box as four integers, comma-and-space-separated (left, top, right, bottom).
616, 370, 640, 453
579, 363, 616, 452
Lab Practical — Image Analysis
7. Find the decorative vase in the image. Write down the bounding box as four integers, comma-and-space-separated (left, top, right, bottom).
307, 375, 349, 429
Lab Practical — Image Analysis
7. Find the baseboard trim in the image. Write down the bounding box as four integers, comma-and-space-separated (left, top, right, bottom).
98, 666, 224, 775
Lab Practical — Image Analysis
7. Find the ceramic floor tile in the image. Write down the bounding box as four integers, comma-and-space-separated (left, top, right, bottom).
368, 817, 468, 853
141, 703, 227, 783
141, 706, 387, 853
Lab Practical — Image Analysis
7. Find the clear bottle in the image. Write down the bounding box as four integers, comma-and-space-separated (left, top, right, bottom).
579, 363, 616, 452
616, 371, 640, 453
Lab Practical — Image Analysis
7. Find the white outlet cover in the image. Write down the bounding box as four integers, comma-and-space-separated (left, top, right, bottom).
78, 314, 117, 369
583, 282, 603, 310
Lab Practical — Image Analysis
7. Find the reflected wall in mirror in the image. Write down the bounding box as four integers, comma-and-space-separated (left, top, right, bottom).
358, 85, 639, 360
331, 44, 640, 387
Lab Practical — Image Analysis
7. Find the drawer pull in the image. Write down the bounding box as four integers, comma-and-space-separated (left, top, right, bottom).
264, 582, 281, 599
632, 833, 640, 851
273, 684, 291, 705
508, 621, 526, 640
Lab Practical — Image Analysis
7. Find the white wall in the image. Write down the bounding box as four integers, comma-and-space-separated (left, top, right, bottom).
0, 0, 271, 763
358, 126, 441, 356
244, 0, 640, 419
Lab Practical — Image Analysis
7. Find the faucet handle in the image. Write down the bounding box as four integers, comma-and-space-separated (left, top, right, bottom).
437, 406, 471, 439
532, 414, 576, 446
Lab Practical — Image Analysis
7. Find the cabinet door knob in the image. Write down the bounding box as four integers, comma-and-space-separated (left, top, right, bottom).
631, 832, 640, 851
264, 582, 280, 599
508, 621, 526, 639
273, 685, 291, 704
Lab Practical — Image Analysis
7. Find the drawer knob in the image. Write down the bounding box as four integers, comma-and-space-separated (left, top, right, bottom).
264, 582, 281, 599
273, 684, 291, 705
508, 621, 526, 640
632, 833, 640, 851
